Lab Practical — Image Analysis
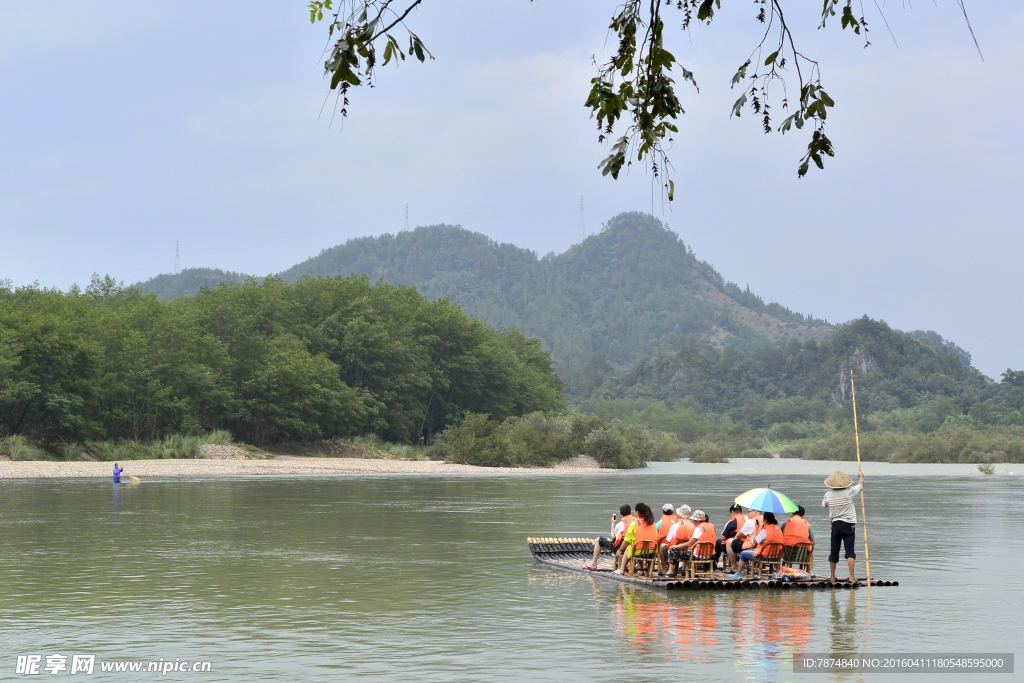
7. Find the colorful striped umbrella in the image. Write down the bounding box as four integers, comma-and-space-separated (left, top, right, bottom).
734, 487, 799, 514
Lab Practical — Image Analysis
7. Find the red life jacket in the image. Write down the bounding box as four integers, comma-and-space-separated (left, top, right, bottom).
724, 513, 745, 539
615, 514, 636, 547
755, 524, 784, 557
657, 514, 680, 543
782, 515, 810, 547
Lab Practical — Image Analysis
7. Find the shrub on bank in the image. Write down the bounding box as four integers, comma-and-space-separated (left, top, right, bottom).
1, 435, 55, 461
685, 441, 733, 463
428, 411, 656, 468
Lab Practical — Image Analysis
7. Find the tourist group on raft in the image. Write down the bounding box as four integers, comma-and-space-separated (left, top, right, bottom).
582, 469, 865, 584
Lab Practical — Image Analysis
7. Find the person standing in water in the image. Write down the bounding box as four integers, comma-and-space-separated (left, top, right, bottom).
112, 463, 125, 483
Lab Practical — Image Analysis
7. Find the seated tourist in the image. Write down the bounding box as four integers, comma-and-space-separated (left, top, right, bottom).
716, 503, 745, 567
583, 504, 635, 570
665, 509, 715, 577
725, 508, 761, 574
781, 505, 815, 562
656, 504, 680, 541
615, 503, 658, 575
731, 511, 782, 578
659, 505, 694, 571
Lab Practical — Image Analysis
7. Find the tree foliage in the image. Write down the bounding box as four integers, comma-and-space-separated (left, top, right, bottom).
0, 274, 563, 445
308, 1, 977, 186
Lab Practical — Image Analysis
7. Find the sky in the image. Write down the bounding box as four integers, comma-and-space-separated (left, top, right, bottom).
1, 1, 1021, 378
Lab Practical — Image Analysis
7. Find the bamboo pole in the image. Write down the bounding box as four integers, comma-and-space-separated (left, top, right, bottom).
849, 370, 871, 586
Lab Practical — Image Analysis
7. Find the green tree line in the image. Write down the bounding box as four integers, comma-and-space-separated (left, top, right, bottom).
0, 274, 564, 446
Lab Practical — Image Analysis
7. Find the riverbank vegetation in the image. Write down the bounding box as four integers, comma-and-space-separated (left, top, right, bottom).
0, 275, 564, 455
0, 430, 236, 461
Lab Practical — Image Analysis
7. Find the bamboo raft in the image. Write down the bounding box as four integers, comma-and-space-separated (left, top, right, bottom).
527, 537, 898, 590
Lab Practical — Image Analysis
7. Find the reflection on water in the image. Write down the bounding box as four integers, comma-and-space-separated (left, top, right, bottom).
605, 584, 816, 682
1, 474, 1022, 681
610, 586, 719, 659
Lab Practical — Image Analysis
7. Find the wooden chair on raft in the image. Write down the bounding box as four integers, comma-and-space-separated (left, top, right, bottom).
683, 541, 716, 579
628, 539, 660, 577
747, 541, 784, 578
783, 541, 814, 573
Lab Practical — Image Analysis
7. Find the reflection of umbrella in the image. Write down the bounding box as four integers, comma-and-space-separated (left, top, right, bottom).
735, 488, 798, 513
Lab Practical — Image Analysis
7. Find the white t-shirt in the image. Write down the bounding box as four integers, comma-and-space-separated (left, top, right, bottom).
666, 520, 692, 543
753, 528, 767, 545
613, 520, 626, 538
737, 519, 756, 538
690, 525, 703, 541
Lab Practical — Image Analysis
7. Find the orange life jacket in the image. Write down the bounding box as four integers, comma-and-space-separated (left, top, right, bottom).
615, 514, 637, 547
782, 515, 810, 547
692, 522, 716, 557
669, 519, 695, 546
657, 514, 680, 542
755, 523, 784, 557
740, 514, 762, 550
724, 513, 745, 538
634, 519, 659, 545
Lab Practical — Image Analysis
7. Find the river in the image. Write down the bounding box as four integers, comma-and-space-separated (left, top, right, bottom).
1, 466, 1020, 681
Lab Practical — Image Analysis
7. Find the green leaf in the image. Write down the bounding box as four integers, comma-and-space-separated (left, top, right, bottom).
764, 51, 779, 66
697, 0, 715, 22
678, 65, 699, 92
730, 60, 750, 88
730, 93, 747, 118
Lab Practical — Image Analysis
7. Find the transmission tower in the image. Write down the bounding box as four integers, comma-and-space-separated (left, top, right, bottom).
175, 241, 180, 274
576, 196, 586, 243
404, 203, 409, 232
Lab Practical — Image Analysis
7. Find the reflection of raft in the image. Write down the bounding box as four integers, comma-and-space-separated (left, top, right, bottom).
527, 538, 898, 590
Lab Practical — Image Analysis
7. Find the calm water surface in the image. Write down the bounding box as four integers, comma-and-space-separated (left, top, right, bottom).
1, 468, 1021, 681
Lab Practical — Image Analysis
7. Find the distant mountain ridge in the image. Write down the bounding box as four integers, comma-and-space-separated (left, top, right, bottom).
135, 212, 970, 370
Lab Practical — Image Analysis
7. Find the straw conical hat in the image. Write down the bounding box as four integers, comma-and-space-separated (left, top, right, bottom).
824, 470, 853, 489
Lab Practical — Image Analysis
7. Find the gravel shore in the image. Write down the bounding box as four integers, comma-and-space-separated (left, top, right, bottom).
0, 454, 609, 479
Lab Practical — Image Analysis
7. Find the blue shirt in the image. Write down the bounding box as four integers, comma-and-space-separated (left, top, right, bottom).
113, 467, 123, 482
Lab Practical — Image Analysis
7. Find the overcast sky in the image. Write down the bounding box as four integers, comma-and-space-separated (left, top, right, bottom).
1, 2, 1020, 378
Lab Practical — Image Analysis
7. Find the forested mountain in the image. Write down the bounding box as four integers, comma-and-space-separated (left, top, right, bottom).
139, 268, 250, 300
12, 215, 1018, 463
138, 213, 834, 368
575, 316, 1024, 463
582, 317, 990, 415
